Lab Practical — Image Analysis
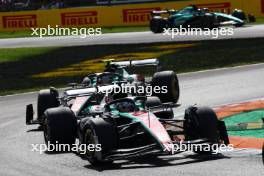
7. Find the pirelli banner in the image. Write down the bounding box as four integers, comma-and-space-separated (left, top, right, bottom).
0, 0, 263, 31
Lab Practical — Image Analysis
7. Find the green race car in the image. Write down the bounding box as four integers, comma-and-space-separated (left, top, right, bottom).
150, 5, 246, 33
81, 58, 180, 104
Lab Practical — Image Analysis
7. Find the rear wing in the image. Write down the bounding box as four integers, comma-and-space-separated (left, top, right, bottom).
110, 58, 161, 71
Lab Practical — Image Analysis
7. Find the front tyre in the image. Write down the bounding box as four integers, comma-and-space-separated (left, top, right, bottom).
83, 117, 117, 165
145, 96, 162, 108
150, 17, 166, 33
43, 107, 77, 151
184, 106, 219, 154
145, 96, 173, 119
37, 89, 59, 125
151, 71, 180, 103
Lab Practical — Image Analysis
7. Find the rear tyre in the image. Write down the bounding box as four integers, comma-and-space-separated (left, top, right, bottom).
37, 89, 59, 124
145, 96, 173, 119
150, 17, 166, 33
83, 117, 117, 165
145, 96, 162, 108
184, 107, 219, 154
43, 107, 77, 151
151, 71, 180, 103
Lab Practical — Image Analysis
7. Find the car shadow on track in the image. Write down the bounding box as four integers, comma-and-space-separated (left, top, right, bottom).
83, 153, 230, 171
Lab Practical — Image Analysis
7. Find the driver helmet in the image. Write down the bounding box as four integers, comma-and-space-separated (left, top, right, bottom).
82, 77, 91, 87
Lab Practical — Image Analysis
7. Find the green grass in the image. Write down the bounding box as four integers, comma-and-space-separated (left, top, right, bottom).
1, 38, 264, 95
0, 30, 33, 38
0, 48, 56, 63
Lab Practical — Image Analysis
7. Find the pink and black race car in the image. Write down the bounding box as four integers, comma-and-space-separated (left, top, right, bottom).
39, 96, 229, 165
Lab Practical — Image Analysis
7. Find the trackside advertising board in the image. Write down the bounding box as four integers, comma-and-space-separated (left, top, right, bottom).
0, 0, 263, 31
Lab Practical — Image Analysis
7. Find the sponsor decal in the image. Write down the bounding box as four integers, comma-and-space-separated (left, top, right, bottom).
123, 7, 160, 23
61, 11, 98, 26
196, 2, 231, 13
2, 14, 37, 28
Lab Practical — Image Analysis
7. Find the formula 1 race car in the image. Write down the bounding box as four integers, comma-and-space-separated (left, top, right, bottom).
26, 84, 146, 126
40, 96, 229, 165
26, 62, 179, 127
82, 58, 180, 103
26, 86, 113, 126
26, 59, 179, 125
82, 58, 162, 86
150, 5, 246, 33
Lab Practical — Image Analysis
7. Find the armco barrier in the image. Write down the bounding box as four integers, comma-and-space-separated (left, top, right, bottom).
0, 0, 263, 31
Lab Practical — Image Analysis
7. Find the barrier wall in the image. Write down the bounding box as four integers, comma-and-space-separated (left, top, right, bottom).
0, 0, 263, 31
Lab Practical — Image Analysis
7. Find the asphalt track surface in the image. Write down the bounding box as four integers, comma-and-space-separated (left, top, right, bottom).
0, 24, 264, 48
0, 64, 264, 176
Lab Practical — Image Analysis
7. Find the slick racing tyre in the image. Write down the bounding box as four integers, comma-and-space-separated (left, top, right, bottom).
151, 71, 180, 103
37, 89, 59, 124
150, 17, 166, 33
145, 96, 162, 108
43, 107, 77, 150
83, 117, 118, 165
184, 106, 219, 154
145, 96, 173, 119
